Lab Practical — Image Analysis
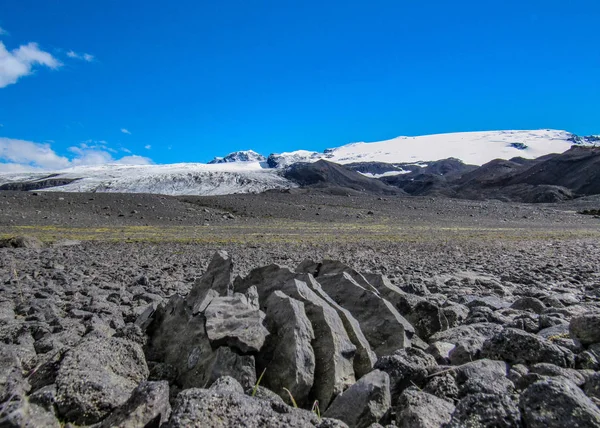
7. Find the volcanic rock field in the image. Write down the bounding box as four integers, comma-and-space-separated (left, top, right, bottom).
1, 189, 600, 427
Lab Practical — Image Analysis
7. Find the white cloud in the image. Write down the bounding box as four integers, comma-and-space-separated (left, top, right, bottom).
0, 137, 153, 171
0, 138, 70, 169
121, 128, 131, 135
67, 50, 95, 62
0, 41, 62, 88
121, 147, 132, 154
144, 144, 151, 150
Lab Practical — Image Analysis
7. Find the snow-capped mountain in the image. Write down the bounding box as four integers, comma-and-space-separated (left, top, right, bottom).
0, 129, 597, 196
208, 150, 266, 164
268, 130, 597, 168
0, 162, 294, 196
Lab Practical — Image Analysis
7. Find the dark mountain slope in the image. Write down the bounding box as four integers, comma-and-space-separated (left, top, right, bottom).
284, 160, 405, 195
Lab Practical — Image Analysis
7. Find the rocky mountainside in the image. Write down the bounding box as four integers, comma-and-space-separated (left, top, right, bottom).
1, 244, 599, 427
208, 150, 267, 164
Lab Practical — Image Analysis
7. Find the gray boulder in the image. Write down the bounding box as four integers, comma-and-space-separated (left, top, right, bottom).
0, 348, 28, 403
429, 323, 503, 365
316, 272, 412, 355
187, 250, 233, 307
395, 387, 454, 428
423, 373, 459, 403
258, 290, 316, 407
203, 346, 257, 391
570, 313, 600, 345
210, 376, 245, 394
55, 336, 149, 425
425, 341, 455, 365
302, 274, 377, 378
168, 386, 348, 428
279, 279, 357, 407
584, 372, 600, 403
298, 259, 380, 295
374, 348, 437, 397
146, 281, 261, 390
204, 290, 269, 353
98, 381, 171, 428
365, 275, 448, 339
446, 393, 522, 428
482, 328, 575, 367
529, 363, 586, 386
0, 399, 60, 428
462, 295, 510, 310
323, 370, 391, 428
442, 304, 469, 328
520, 377, 600, 427
511, 296, 546, 314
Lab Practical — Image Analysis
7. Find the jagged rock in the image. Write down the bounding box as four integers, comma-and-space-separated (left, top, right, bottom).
576, 343, 600, 370
365, 275, 447, 339
439, 359, 514, 397
511, 296, 546, 314
298, 259, 380, 294
429, 322, 503, 345
584, 372, 600, 402
481, 328, 575, 367
55, 336, 149, 424
204, 289, 269, 353
323, 370, 390, 428
209, 376, 245, 394
395, 387, 455, 428
520, 377, 600, 427
168, 386, 349, 428
203, 346, 257, 391
316, 272, 412, 355
233, 264, 297, 296
146, 294, 216, 389
146, 279, 260, 390
508, 364, 530, 389
278, 278, 357, 407
187, 250, 233, 311
529, 363, 586, 386
0, 399, 61, 428
303, 274, 376, 378
446, 393, 522, 428
423, 373, 459, 402
442, 304, 469, 328
247, 385, 286, 405
374, 348, 437, 397
258, 290, 316, 407
98, 381, 171, 428
425, 341, 455, 364
462, 295, 510, 310
0, 348, 28, 403
569, 313, 600, 345
452, 359, 509, 385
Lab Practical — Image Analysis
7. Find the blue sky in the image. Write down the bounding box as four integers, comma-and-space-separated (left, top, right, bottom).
0, 0, 599, 170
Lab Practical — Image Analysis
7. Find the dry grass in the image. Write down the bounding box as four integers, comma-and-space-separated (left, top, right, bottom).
1, 220, 599, 245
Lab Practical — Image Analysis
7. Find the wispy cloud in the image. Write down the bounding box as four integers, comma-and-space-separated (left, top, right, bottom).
0, 41, 62, 88
144, 144, 151, 150
0, 138, 153, 172
0, 27, 8, 36
66, 50, 95, 62
121, 128, 132, 135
